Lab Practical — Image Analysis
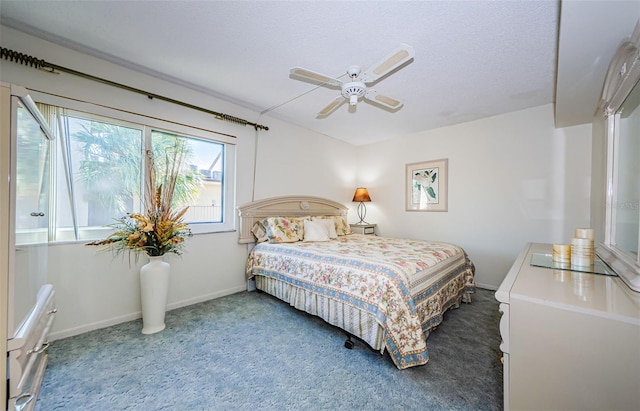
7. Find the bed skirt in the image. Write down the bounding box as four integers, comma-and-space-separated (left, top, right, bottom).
255, 275, 387, 353
255, 275, 473, 355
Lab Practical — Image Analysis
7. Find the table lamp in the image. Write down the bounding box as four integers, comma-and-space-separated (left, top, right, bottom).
352, 187, 371, 224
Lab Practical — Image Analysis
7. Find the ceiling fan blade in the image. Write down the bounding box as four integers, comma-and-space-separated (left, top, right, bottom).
364, 89, 403, 109
317, 96, 346, 116
290, 67, 342, 87
360, 44, 415, 83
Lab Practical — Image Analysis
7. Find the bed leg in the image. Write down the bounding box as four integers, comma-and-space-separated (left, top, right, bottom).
344, 334, 355, 349
462, 292, 472, 304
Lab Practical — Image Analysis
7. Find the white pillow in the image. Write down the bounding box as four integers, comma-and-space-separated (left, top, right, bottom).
317, 218, 337, 239
303, 219, 331, 242
312, 216, 338, 239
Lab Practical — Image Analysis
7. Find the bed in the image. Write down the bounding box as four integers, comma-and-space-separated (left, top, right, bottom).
238, 196, 475, 369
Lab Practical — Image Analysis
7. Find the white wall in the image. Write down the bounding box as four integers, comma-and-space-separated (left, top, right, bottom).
0, 26, 356, 339
251, 115, 358, 201
1, 24, 595, 336
355, 104, 593, 289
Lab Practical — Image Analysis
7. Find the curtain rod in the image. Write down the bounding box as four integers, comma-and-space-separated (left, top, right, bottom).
0, 46, 269, 131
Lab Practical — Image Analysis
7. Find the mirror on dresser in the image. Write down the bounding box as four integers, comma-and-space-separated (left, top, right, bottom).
597, 21, 640, 292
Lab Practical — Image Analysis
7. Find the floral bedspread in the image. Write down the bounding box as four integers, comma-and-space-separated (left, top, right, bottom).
246, 234, 475, 369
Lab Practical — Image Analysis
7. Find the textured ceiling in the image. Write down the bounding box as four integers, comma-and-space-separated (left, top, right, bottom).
0, 1, 637, 145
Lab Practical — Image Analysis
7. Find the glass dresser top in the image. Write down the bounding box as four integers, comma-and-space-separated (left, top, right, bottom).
530, 253, 617, 276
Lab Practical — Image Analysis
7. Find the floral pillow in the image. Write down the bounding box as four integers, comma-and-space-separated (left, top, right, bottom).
260, 216, 305, 243
312, 215, 351, 236
251, 221, 269, 243
333, 215, 352, 236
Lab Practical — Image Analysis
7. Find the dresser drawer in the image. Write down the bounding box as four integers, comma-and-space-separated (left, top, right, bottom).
8, 284, 56, 399
7, 353, 48, 411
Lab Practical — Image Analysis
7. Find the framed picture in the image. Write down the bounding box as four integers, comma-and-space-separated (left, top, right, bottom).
406, 158, 448, 212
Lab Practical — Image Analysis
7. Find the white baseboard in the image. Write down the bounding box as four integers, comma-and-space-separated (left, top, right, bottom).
49, 312, 142, 341
49, 285, 247, 341
165, 285, 247, 311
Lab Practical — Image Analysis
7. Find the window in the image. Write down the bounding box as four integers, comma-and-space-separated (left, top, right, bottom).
15, 100, 52, 244
54, 112, 144, 241
20, 100, 236, 244
151, 130, 225, 225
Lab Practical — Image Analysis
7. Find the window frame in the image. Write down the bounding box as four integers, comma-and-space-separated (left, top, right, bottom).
29, 92, 237, 242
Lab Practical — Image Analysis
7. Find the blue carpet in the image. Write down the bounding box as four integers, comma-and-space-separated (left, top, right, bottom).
36, 288, 503, 410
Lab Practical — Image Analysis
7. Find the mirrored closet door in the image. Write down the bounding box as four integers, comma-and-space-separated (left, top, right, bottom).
9, 97, 52, 337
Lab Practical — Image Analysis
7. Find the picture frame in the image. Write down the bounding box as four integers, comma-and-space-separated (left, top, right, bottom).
405, 158, 448, 212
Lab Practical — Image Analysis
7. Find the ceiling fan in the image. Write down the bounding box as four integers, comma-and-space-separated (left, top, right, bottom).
290, 43, 415, 116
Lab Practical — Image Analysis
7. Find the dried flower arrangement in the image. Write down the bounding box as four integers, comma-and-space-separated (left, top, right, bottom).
88, 144, 192, 258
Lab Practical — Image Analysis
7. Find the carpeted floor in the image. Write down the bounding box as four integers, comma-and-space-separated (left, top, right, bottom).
36, 288, 503, 410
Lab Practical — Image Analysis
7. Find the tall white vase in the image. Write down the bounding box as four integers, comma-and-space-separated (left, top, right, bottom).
139, 256, 170, 334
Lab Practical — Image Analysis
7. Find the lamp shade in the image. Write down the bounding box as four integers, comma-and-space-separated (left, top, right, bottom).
352, 187, 371, 202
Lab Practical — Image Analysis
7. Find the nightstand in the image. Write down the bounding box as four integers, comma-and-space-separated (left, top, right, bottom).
350, 223, 376, 235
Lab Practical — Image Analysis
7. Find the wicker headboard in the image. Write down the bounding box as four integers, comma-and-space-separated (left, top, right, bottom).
237, 195, 348, 244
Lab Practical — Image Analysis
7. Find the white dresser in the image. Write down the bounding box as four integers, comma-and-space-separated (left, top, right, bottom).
7, 285, 56, 411
496, 242, 640, 411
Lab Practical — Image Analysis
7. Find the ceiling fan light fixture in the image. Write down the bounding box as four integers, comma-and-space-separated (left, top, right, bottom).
342, 82, 366, 105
